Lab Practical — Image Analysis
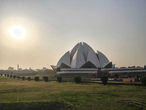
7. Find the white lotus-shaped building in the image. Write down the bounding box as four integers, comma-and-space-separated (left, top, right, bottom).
51, 42, 112, 75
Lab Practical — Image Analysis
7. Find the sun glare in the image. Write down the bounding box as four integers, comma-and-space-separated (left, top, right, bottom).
10, 26, 26, 40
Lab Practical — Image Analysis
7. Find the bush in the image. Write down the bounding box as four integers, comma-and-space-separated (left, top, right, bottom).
13, 75, 16, 79
34, 76, 39, 81
9, 75, 12, 78
101, 76, 108, 85
43, 76, 48, 82
74, 76, 82, 83
27, 77, 31, 81
141, 77, 146, 86
57, 76, 62, 82
22, 76, 25, 80
17, 76, 20, 79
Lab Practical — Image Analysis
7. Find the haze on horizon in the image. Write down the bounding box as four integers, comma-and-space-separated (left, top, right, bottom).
0, 0, 146, 69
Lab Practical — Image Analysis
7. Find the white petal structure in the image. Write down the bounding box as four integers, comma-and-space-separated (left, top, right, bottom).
53, 42, 112, 70
57, 51, 70, 68
70, 43, 80, 59
71, 47, 86, 68
97, 51, 109, 67
87, 50, 101, 68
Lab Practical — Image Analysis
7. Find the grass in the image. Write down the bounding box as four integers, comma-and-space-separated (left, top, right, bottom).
0, 76, 146, 110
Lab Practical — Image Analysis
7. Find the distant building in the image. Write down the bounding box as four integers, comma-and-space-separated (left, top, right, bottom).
29, 67, 32, 70
8, 67, 14, 70
17, 64, 19, 70
18, 68, 22, 71
122, 77, 135, 82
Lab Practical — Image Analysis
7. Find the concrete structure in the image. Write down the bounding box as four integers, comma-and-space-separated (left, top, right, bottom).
109, 69, 146, 80
51, 42, 112, 77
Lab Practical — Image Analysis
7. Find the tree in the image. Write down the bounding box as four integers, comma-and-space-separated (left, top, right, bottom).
13, 75, 16, 79
101, 76, 108, 85
57, 76, 62, 82
22, 76, 25, 80
27, 77, 31, 81
74, 76, 82, 83
8, 67, 14, 70
141, 77, 146, 86
43, 76, 48, 82
34, 76, 39, 81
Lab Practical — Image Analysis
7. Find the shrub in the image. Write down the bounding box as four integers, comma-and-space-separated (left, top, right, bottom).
22, 76, 25, 80
43, 76, 48, 82
141, 77, 146, 86
10, 75, 13, 78
13, 75, 16, 79
34, 76, 39, 81
27, 77, 31, 81
74, 76, 82, 83
57, 76, 62, 82
101, 76, 108, 85
17, 76, 20, 79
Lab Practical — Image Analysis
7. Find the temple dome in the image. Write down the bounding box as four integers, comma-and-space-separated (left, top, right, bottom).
55, 42, 111, 69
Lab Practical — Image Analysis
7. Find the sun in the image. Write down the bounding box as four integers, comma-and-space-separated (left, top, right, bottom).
10, 26, 26, 40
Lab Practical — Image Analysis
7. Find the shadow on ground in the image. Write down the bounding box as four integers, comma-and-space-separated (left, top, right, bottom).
80, 81, 142, 86
0, 102, 72, 110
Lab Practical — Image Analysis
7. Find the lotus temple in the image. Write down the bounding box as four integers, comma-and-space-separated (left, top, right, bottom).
51, 42, 112, 78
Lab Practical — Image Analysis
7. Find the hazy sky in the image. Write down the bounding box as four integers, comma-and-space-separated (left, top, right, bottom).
0, 0, 146, 69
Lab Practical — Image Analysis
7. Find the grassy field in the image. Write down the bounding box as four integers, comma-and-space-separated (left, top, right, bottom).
0, 77, 146, 110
